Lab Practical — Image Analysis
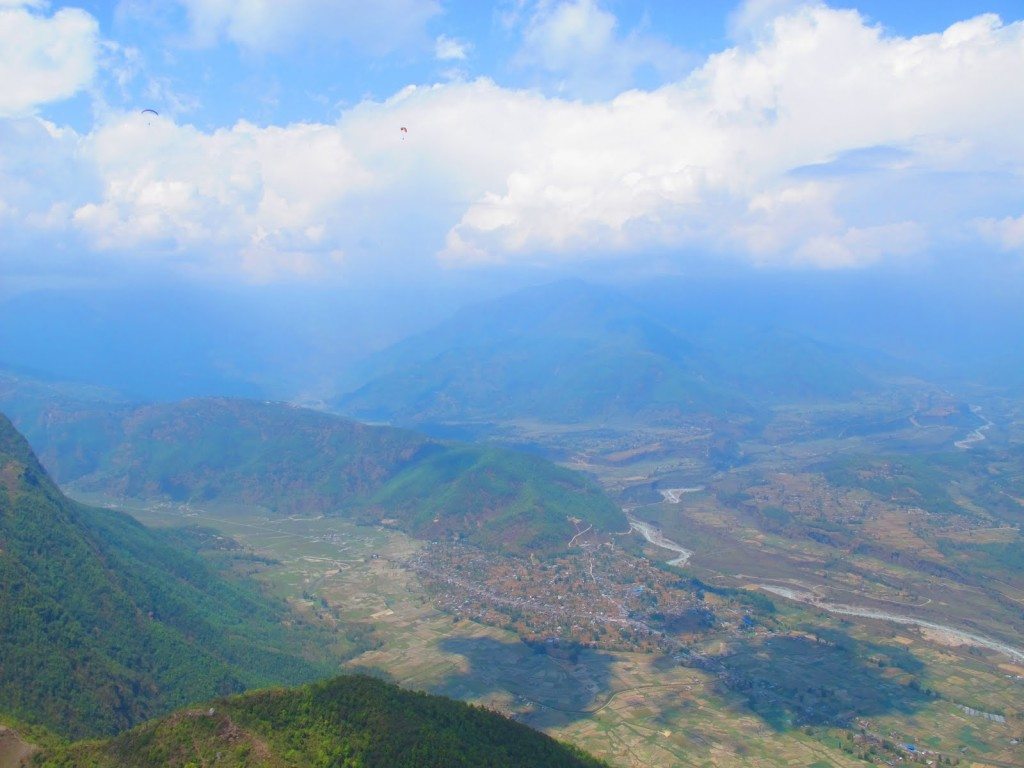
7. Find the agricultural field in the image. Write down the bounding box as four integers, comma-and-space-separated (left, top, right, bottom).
107, 488, 1024, 768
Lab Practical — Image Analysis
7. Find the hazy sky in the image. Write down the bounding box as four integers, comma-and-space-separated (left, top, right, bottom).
2, 0, 1023, 289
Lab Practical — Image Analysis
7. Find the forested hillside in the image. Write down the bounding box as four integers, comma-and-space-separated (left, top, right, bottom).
0, 391, 624, 553
37, 675, 609, 768
0, 413, 333, 738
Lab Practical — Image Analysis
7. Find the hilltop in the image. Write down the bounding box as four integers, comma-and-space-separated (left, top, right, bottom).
36, 675, 608, 768
335, 280, 886, 427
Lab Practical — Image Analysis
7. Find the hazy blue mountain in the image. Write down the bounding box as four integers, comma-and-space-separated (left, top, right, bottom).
0, 413, 332, 738
0, 368, 134, 481
3, 270, 1019, 409
0, 282, 493, 404
335, 280, 889, 427
623, 270, 1024, 389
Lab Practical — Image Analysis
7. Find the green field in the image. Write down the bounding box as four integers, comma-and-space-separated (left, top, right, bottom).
110, 496, 1024, 768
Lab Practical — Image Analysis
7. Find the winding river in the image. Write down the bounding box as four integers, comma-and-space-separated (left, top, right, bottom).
625, 512, 1024, 664
954, 405, 994, 449
753, 584, 1024, 664
625, 474, 1024, 665
626, 513, 693, 567
659, 487, 705, 504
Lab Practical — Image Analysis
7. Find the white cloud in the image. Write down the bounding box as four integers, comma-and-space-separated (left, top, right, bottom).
178, 0, 441, 54
0, 2, 99, 116
0, 116, 96, 274
435, 34, 469, 61
515, 0, 689, 98
3, 3, 1024, 280
794, 222, 927, 268
443, 7, 1024, 267
71, 115, 374, 279
978, 214, 1024, 252
728, 0, 808, 39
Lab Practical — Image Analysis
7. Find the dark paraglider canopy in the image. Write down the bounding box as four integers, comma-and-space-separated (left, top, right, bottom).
400, 126, 408, 133
141, 109, 159, 116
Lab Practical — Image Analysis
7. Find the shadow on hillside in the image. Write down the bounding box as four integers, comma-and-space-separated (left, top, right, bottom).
713, 627, 932, 731
436, 636, 621, 729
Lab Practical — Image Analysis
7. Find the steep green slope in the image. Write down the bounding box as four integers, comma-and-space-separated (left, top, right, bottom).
0, 394, 625, 553
66, 398, 430, 512
39, 675, 608, 768
336, 280, 884, 426
0, 414, 332, 739
365, 445, 624, 551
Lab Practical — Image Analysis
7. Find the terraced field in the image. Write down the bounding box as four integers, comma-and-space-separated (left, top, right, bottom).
110, 497, 1024, 768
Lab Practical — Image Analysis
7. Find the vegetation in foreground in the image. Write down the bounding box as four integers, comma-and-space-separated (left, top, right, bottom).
36, 675, 609, 768
0, 413, 335, 738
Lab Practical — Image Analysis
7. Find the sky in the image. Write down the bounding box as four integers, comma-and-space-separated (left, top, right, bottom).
2, 0, 1024, 291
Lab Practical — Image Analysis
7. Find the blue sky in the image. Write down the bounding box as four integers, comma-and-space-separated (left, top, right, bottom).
2, 0, 1024, 289
40, 0, 1024, 129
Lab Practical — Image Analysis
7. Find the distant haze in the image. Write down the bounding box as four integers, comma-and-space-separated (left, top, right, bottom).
1, 0, 1022, 400
2, 265, 1021, 405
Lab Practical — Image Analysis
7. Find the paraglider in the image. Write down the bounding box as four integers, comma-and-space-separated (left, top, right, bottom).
400, 126, 407, 140
141, 108, 158, 126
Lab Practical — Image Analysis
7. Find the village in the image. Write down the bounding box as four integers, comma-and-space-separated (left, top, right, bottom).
406, 540, 753, 653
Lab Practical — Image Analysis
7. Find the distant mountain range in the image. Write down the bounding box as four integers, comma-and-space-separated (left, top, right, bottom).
336, 280, 893, 427
0, 413, 332, 738
3, 275, 1019, 409
0, 284, 472, 402
0, 381, 623, 553
35, 675, 608, 768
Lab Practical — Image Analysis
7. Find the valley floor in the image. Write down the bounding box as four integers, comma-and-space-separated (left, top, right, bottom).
99, 497, 1024, 768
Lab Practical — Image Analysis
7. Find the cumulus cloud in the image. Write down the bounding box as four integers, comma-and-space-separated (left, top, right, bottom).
728, 0, 807, 39
71, 115, 372, 279
3, 3, 1024, 280
515, 0, 689, 98
444, 7, 1024, 267
978, 214, 1024, 252
435, 34, 469, 61
177, 0, 441, 54
0, 1, 99, 115
0, 116, 93, 223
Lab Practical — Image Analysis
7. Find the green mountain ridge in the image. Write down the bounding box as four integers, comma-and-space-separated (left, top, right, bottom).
0, 388, 624, 553
36, 675, 608, 768
335, 280, 888, 427
0, 413, 333, 739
